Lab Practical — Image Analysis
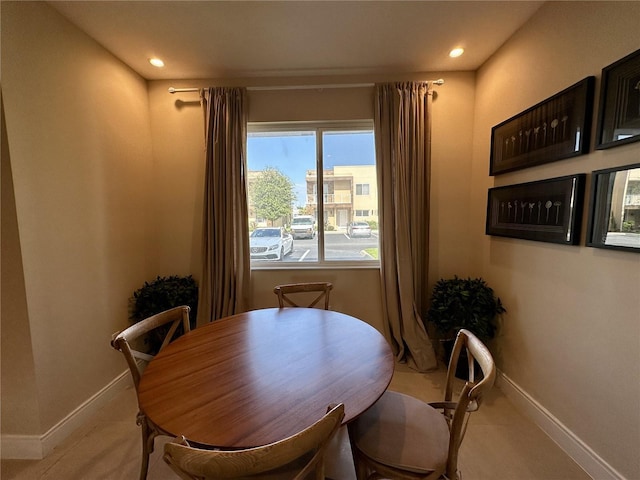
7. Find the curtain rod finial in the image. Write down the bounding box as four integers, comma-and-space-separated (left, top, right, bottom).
168, 87, 177, 94
432, 79, 444, 86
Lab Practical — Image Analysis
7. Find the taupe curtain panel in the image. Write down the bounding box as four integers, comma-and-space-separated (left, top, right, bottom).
374, 82, 438, 372
197, 87, 250, 325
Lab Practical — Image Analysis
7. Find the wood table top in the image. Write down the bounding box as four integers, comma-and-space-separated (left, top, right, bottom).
138, 307, 394, 448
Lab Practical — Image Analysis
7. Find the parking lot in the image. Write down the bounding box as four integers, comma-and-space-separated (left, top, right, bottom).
252, 230, 379, 263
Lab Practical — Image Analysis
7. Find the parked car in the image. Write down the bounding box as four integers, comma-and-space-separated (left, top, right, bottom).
347, 221, 372, 238
290, 215, 316, 239
249, 227, 294, 261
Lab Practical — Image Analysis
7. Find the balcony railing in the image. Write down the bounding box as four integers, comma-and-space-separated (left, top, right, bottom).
306, 193, 352, 205
625, 194, 640, 206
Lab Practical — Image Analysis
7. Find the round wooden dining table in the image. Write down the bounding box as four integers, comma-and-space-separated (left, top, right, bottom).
138, 307, 394, 448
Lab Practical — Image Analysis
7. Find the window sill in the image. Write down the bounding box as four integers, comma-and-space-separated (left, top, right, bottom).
250, 261, 380, 271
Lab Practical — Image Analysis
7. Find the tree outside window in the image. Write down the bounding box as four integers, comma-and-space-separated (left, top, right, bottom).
249, 167, 296, 227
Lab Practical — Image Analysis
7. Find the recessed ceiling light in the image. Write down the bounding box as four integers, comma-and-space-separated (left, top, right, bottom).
149, 58, 165, 68
449, 48, 465, 58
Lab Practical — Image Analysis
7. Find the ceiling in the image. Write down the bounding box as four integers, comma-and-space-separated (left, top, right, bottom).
49, 1, 544, 81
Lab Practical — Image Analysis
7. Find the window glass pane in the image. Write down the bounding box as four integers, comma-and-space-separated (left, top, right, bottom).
322, 130, 378, 262
356, 184, 370, 195
247, 124, 378, 266
247, 131, 318, 265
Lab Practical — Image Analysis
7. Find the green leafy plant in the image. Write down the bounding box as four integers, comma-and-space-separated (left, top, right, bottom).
249, 167, 296, 225
427, 276, 505, 342
129, 275, 198, 353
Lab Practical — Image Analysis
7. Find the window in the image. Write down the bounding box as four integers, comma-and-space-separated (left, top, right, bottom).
247, 121, 379, 266
356, 184, 370, 195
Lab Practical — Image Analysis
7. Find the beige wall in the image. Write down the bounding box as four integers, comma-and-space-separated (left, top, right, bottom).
472, 2, 640, 478
1, 1, 154, 434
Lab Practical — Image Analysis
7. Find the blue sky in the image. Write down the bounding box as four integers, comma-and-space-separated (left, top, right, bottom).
247, 131, 375, 205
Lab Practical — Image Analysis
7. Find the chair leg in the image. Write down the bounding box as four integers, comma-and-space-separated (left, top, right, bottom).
137, 413, 153, 480
346, 423, 370, 480
355, 457, 370, 480
139, 428, 150, 480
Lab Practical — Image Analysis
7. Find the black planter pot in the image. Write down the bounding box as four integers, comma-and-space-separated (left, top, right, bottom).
440, 338, 483, 381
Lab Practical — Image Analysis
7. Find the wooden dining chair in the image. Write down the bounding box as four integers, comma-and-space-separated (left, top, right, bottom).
348, 329, 496, 480
111, 305, 191, 480
273, 282, 333, 309
163, 403, 345, 480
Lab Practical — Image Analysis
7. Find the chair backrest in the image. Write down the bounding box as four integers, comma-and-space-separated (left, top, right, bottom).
163, 403, 345, 480
110, 306, 191, 389
442, 329, 496, 479
273, 282, 333, 309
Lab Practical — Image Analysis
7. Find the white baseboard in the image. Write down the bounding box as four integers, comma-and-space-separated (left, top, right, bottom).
496, 371, 626, 480
1, 369, 132, 460
0, 434, 44, 460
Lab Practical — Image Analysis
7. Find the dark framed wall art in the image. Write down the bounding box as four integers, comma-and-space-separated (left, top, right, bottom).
486, 174, 586, 245
595, 48, 640, 149
490, 77, 595, 175
586, 163, 640, 252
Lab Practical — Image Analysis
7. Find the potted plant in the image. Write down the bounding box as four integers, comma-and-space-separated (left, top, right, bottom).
427, 276, 505, 372
129, 275, 198, 353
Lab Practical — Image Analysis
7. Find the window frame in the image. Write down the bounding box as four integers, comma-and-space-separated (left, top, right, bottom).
356, 184, 370, 196
247, 120, 379, 269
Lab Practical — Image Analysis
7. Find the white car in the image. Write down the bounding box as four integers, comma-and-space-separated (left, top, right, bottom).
347, 221, 372, 238
250, 227, 294, 261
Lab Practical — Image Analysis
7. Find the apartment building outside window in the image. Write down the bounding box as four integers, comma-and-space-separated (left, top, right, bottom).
246, 121, 379, 267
